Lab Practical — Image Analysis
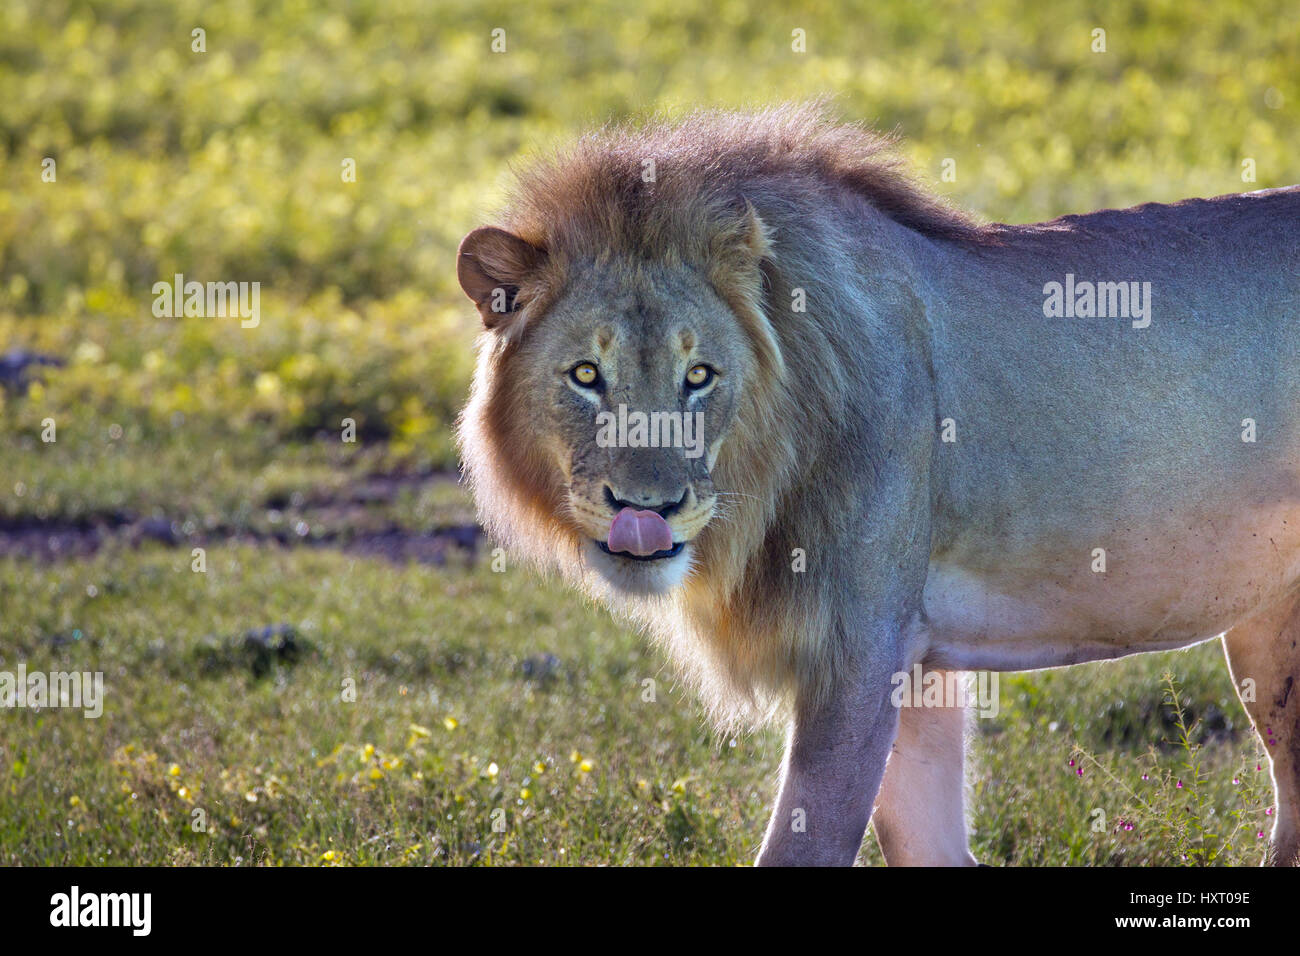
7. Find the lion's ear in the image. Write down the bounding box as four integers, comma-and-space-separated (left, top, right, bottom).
710, 200, 785, 379
734, 199, 773, 262
456, 226, 548, 329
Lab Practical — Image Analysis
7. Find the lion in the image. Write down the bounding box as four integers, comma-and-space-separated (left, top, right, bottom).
455, 102, 1300, 866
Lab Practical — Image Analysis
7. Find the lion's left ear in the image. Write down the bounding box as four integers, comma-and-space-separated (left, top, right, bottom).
710, 201, 784, 379
456, 226, 548, 330
733, 199, 773, 262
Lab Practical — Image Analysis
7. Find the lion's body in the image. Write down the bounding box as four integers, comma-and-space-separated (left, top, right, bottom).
923, 191, 1300, 670
457, 104, 1300, 865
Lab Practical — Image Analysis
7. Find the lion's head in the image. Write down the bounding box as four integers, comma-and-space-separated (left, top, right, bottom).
456, 204, 778, 598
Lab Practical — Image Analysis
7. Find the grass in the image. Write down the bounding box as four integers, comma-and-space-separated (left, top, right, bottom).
0, 0, 1294, 864
0, 545, 1274, 866
2, 546, 777, 865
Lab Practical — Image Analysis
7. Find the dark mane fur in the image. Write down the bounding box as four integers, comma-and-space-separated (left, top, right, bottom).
499, 101, 991, 262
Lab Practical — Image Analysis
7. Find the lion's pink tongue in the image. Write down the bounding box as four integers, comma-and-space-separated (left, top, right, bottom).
606, 507, 673, 557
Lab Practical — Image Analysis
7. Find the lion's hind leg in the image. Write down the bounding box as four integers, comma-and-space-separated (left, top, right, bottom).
1222, 590, 1300, 865
871, 675, 977, 866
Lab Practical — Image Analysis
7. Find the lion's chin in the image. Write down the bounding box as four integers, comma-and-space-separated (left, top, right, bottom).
581, 538, 693, 598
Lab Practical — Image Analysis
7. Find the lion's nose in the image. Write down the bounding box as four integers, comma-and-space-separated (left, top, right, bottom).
603, 485, 688, 518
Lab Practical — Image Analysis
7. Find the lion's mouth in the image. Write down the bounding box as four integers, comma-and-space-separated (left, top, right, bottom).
595, 506, 685, 561
597, 540, 685, 561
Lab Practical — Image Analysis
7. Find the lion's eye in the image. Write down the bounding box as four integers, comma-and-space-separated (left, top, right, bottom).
570, 362, 600, 387
685, 364, 714, 390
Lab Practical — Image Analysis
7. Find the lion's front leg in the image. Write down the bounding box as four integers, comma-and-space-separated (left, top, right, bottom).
756, 651, 903, 867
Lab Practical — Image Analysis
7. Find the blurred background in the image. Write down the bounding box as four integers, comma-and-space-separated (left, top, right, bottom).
0, 0, 1296, 865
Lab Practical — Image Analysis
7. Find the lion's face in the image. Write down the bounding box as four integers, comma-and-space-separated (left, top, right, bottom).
458, 208, 778, 600
514, 260, 750, 595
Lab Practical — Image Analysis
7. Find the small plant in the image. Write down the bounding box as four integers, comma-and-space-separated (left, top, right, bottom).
1069, 672, 1271, 865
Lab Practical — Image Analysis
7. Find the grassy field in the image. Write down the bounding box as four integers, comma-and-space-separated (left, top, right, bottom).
1, 0, 1296, 865
0, 545, 1278, 866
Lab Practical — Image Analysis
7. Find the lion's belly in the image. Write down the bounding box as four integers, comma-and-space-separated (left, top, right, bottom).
920, 501, 1300, 671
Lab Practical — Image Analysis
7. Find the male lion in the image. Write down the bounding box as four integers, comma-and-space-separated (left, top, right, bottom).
455, 103, 1300, 866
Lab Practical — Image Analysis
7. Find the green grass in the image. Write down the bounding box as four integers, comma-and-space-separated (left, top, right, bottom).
1, 546, 777, 865
0, 546, 1273, 865
0, 0, 1294, 864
